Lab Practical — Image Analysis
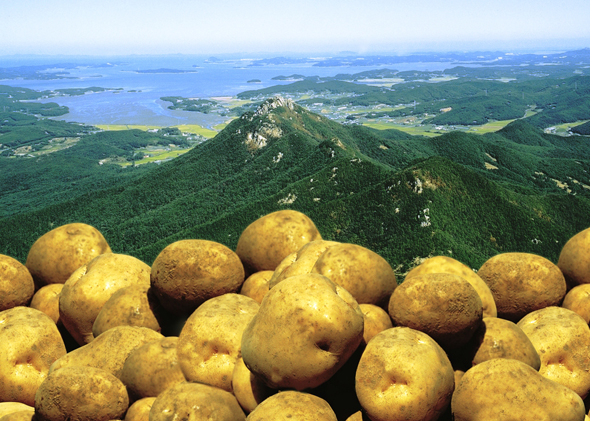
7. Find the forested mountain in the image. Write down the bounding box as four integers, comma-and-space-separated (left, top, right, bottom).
1, 97, 589, 276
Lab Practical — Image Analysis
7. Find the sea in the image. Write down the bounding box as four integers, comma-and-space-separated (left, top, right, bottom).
0, 55, 462, 128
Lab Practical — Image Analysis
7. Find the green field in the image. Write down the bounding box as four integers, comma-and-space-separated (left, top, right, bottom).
362, 121, 441, 137
96, 123, 219, 138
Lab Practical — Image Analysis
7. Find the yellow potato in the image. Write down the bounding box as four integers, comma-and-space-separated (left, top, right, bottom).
268, 240, 340, 287
355, 327, 454, 421
517, 306, 590, 398
0, 404, 34, 419
0, 307, 66, 406
242, 273, 364, 390
470, 317, 540, 369
25, 223, 111, 287
151, 239, 245, 315
388, 273, 483, 350
240, 270, 273, 304
120, 336, 186, 399
231, 357, 275, 413
562, 283, 590, 323
177, 293, 259, 392
477, 252, 566, 322
0, 410, 34, 421
34, 365, 129, 421
236, 210, 322, 273
0, 255, 34, 312
311, 243, 397, 307
124, 397, 156, 421
451, 358, 585, 421
49, 325, 164, 380
558, 227, 590, 287
149, 382, 245, 421
405, 255, 497, 318
29, 284, 63, 326
59, 253, 151, 345
359, 303, 393, 346
92, 284, 162, 337
247, 391, 337, 421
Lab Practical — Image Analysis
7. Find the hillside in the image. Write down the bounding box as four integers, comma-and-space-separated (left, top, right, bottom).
1, 97, 589, 275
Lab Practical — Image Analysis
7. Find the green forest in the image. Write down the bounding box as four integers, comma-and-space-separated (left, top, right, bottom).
1, 91, 589, 277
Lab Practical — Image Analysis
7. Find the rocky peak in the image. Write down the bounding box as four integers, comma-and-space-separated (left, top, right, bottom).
254, 96, 295, 117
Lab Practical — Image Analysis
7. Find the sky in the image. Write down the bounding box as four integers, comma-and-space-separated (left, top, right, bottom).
2, 0, 590, 56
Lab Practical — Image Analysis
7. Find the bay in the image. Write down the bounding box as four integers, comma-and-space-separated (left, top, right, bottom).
0, 55, 462, 128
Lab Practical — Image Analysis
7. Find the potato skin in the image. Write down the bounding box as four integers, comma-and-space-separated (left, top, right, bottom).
359, 303, 393, 346
34, 365, 129, 421
0, 307, 66, 406
247, 391, 337, 421
355, 327, 454, 421
124, 397, 155, 421
0, 255, 34, 311
232, 357, 275, 413
120, 337, 185, 399
92, 285, 162, 337
562, 284, 590, 323
177, 293, 259, 392
242, 274, 364, 390
49, 325, 164, 380
558, 227, 590, 287
240, 270, 273, 304
59, 253, 152, 345
25, 223, 111, 287
29, 284, 63, 326
405, 255, 497, 318
388, 273, 483, 349
311, 243, 397, 307
517, 306, 590, 398
470, 317, 540, 369
236, 210, 322, 274
451, 358, 585, 421
149, 381, 245, 421
477, 252, 566, 322
151, 239, 245, 315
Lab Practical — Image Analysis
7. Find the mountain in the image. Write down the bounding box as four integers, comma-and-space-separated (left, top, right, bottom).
1, 97, 589, 276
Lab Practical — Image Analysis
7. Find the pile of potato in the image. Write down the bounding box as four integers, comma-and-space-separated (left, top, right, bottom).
2, 210, 590, 420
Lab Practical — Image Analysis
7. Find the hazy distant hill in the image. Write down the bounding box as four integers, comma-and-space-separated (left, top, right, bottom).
1, 97, 589, 275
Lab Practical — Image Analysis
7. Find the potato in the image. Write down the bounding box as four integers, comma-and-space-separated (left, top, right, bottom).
0, 410, 34, 421
151, 239, 245, 315
236, 210, 322, 274
177, 293, 259, 392
0, 255, 34, 311
34, 365, 129, 421
517, 306, 590, 398
355, 327, 454, 421
232, 357, 275, 413
268, 240, 340, 287
558, 227, 590, 288
49, 325, 164, 380
124, 397, 156, 421
247, 391, 337, 421
122, 397, 155, 421
359, 303, 393, 346
0, 404, 34, 419
477, 252, 566, 322
29, 284, 63, 326
311, 243, 397, 307
451, 358, 585, 421
562, 283, 590, 323
405, 255, 497, 318
149, 382, 245, 421
59, 253, 151, 345
240, 270, 273, 304
388, 273, 483, 350
0, 307, 66, 406
92, 284, 162, 337
25, 223, 111, 287
242, 273, 364, 390
470, 317, 540, 369
120, 336, 185, 399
